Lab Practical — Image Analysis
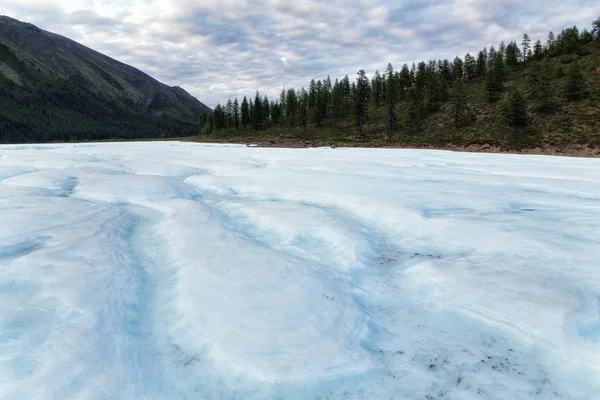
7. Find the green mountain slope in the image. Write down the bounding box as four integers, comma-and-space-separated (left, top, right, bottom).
0, 15, 211, 143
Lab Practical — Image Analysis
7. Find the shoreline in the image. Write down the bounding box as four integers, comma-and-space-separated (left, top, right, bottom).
2, 139, 599, 158
188, 139, 600, 158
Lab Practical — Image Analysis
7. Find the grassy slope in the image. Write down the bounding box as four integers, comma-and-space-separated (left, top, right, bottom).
191, 43, 600, 154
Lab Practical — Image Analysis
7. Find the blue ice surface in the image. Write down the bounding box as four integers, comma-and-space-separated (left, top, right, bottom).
0, 142, 599, 399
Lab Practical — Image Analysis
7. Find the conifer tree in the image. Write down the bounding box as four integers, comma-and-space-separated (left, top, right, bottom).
240, 96, 249, 130
593, 15, 600, 39
285, 88, 298, 127
546, 32, 556, 53
262, 95, 270, 124
405, 89, 423, 133
355, 70, 370, 136
399, 64, 412, 99
580, 29, 594, 44
342, 75, 352, 114
529, 61, 554, 111
323, 76, 333, 118
308, 79, 317, 110
450, 78, 468, 127
486, 49, 505, 102
226, 99, 234, 131
249, 98, 254, 124
502, 90, 528, 127
565, 60, 585, 100
453, 57, 464, 80
279, 89, 286, 119
233, 99, 240, 130
464, 54, 477, 81
270, 101, 280, 125
331, 79, 344, 129
533, 40, 543, 61
253, 91, 263, 130
299, 88, 309, 132
439, 59, 453, 83
505, 42, 521, 67
372, 70, 383, 106
425, 72, 442, 112
385, 63, 397, 132
476, 48, 487, 77
522, 34, 531, 62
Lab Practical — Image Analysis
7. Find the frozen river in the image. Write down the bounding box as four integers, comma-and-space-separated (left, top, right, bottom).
0, 142, 598, 399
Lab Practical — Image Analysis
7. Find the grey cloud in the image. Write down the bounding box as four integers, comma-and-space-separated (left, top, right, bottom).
2, 0, 598, 108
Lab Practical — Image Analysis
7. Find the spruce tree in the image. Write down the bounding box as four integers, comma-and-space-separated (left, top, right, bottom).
425, 72, 442, 112
476, 49, 487, 77
355, 70, 370, 136
372, 70, 383, 106
593, 15, 600, 39
279, 89, 286, 119
323, 76, 332, 119
580, 29, 594, 44
546, 32, 556, 54
253, 91, 263, 130
452, 57, 464, 79
464, 54, 477, 81
486, 50, 505, 102
565, 60, 585, 100
241, 96, 249, 130
439, 59, 452, 83
233, 99, 240, 130
270, 101, 280, 125
342, 75, 352, 115
308, 79, 317, 110
505, 42, 521, 67
285, 88, 297, 127
385, 63, 397, 132
262, 95, 270, 124
530, 61, 554, 111
450, 78, 468, 127
298, 88, 309, 132
399, 64, 412, 99
533, 40, 543, 61
405, 89, 423, 133
331, 79, 344, 129
522, 34, 531, 62
226, 99, 234, 131
502, 90, 528, 127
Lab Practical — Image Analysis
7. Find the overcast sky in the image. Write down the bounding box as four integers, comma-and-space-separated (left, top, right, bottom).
1, 1, 597, 108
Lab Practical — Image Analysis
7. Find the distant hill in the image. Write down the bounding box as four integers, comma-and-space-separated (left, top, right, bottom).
0, 16, 211, 143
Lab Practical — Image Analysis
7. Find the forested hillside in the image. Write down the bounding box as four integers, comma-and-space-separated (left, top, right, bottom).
0, 16, 211, 143
201, 16, 600, 153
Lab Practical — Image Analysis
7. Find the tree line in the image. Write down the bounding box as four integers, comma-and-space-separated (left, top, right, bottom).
200, 16, 600, 136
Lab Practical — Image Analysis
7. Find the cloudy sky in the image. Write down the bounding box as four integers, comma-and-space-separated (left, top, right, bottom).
1, 0, 597, 107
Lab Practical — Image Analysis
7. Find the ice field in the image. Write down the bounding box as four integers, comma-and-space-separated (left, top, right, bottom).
0, 142, 599, 399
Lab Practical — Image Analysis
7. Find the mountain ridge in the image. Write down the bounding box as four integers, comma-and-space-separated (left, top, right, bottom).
0, 15, 211, 143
